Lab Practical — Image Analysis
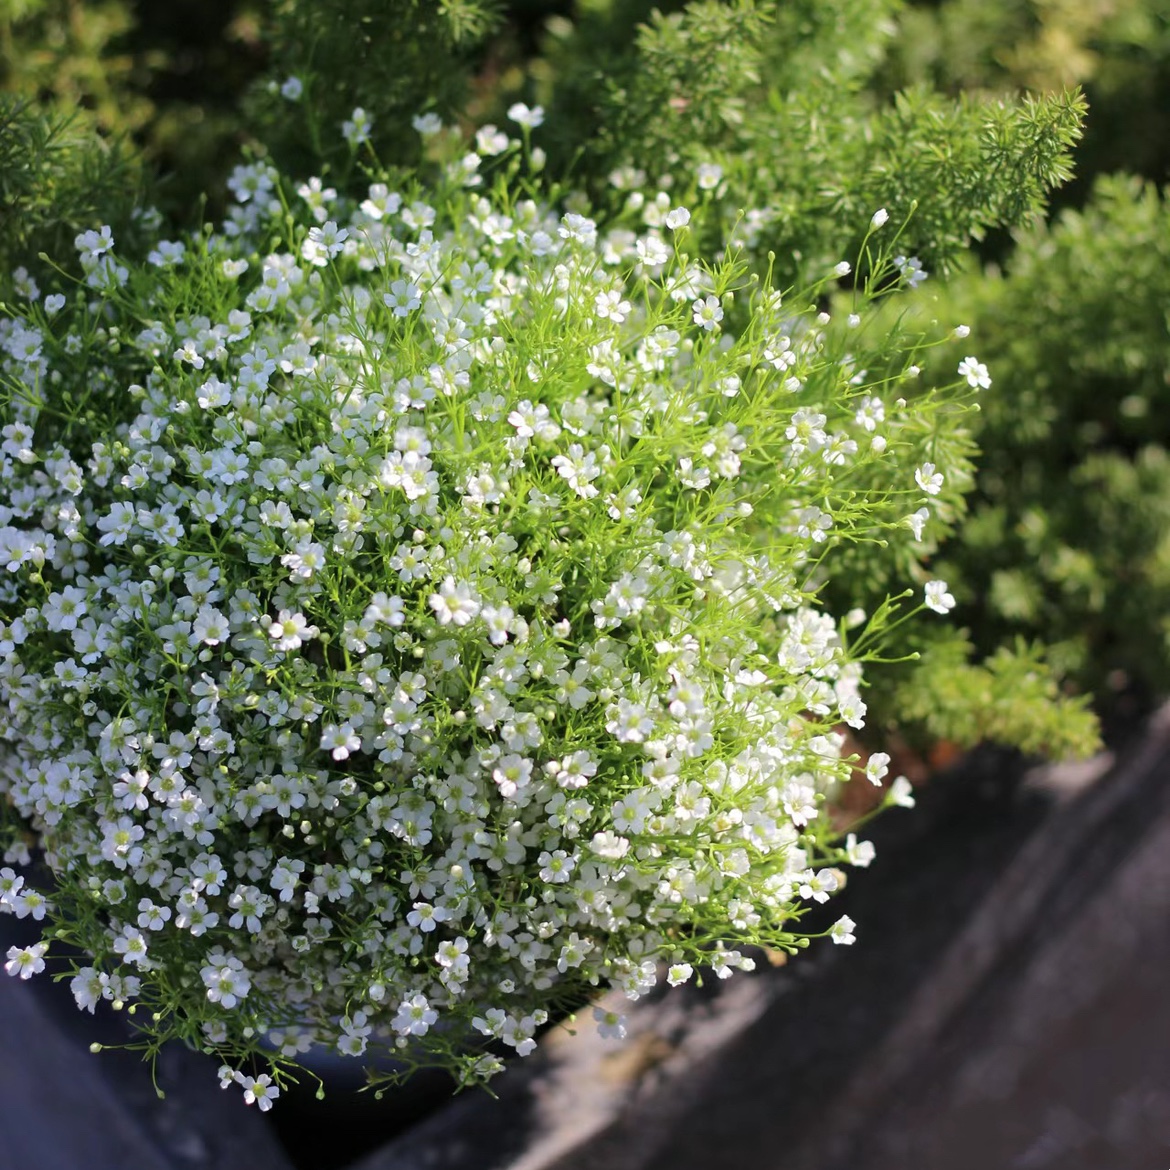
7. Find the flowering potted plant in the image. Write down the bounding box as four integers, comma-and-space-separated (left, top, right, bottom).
0, 101, 1002, 1113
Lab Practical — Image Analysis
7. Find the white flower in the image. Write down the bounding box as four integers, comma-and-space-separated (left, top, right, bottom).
320, 722, 361, 761
551, 444, 602, 498
393, 993, 438, 1036
692, 294, 723, 331
428, 577, 481, 626
590, 830, 630, 860
383, 279, 421, 317
266, 610, 319, 651
915, 462, 944, 495
924, 580, 956, 614
890, 776, 916, 808
280, 76, 303, 101
834, 261, 852, 277
593, 1006, 628, 1040
664, 207, 691, 230
237, 1073, 280, 1111
475, 124, 510, 155
201, 951, 251, 1009
696, 162, 723, 190
845, 834, 876, 868
829, 915, 857, 945
302, 220, 349, 266
71, 966, 106, 1012
907, 507, 930, 541
958, 356, 991, 390
894, 254, 927, 287
870, 208, 889, 229
864, 752, 890, 787
537, 849, 575, 883
412, 112, 442, 135
5, 941, 47, 980
506, 102, 544, 129
342, 107, 373, 148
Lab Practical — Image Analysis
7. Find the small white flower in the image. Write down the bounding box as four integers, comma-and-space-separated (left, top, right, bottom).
506, 102, 544, 129
906, 507, 930, 541
237, 1073, 280, 1111
383, 279, 421, 317
664, 207, 691, 230
428, 577, 481, 627
342, 107, 373, 148
5, 941, 47, 980
864, 752, 890, 787
696, 162, 723, 190
894, 254, 927, 287
957, 356, 991, 390
475, 124, 510, 155
692, 294, 723, 331
870, 208, 889, 229
280, 76, 303, 101
593, 1006, 627, 1040
924, 580, 956, 614
915, 462, 944, 495
890, 776, 916, 808
320, 722, 361, 762
412, 112, 442, 135
845, 834, 876, 868
393, 992, 438, 1036
829, 915, 857, 945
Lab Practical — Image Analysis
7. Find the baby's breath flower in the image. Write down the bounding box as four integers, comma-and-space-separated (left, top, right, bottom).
507, 103, 544, 129
5, 941, 47, 979
829, 916, 857, 945
342, 107, 373, 148
924, 580, 957, 614
915, 462, 944, 495
593, 1006, 628, 1039
958, 356, 991, 389
0, 137, 971, 1105
696, 162, 723, 191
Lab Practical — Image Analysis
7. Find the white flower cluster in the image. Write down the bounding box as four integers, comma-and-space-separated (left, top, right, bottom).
0, 139, 968, 1099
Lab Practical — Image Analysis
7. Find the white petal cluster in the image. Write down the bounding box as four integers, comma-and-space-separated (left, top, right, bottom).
0, 146, 961, 1096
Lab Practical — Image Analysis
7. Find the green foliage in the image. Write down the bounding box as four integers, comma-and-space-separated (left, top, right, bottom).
525, 0, 1085, 284
0, 0, 265, 222
245, 0, 502, 179
0, 0, 1109, 760
0, 96, 142, 275
885, 0, 1170, 195
926, 175, 1170, 702
886, 632, 1100, 758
